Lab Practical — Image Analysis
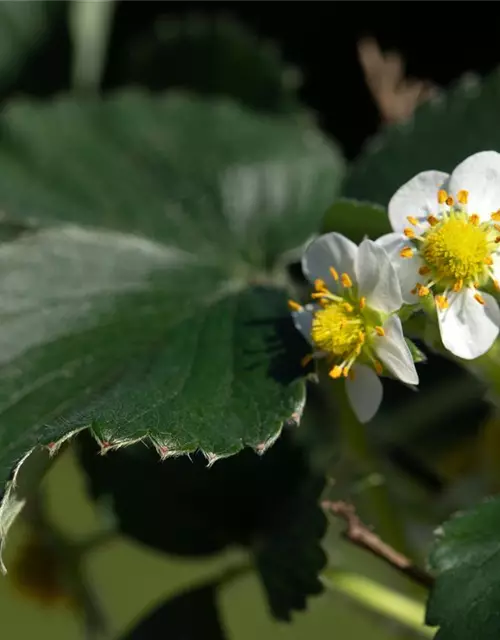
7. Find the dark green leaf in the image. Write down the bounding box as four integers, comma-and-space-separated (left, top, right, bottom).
321, 198, 390, 244
120, 582, 227, 640
0, 94, 342, 260
0, 93, 343, 554
77, 428, 322, 553
77, 428, 327, 621
344, 71, 500, 205
108, 15, 301, 115
256, 476, 327, 621
426, 497, 500, 639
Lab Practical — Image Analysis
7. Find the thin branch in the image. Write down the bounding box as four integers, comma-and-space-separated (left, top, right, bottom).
323, 500, 434, 589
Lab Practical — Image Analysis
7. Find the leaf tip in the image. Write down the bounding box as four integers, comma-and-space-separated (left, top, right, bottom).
253, 427, 283, 456
286, 394, 307, 428
203, 451, 227, 467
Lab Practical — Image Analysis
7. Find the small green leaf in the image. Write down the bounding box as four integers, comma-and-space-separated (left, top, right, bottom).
321, 198, 391, 243
0, 93, 343, 559
109, 15, 301, 115
120, 582, 227, 640
344, 71, 500, 205
426, 498, 500, 639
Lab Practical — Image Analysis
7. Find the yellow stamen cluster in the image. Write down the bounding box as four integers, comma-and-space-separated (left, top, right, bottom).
289, 268, 387, 379
400, 188, 500, 307
310, 275, 365, 378
422, 217, 489, 281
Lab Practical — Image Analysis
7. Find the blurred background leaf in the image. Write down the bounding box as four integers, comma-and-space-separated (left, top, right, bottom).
77, 428, 327, 621
0, 2, 63, 96
106, 13, 302, 115
343, 71, 500, 205
321, 199, 391, 243
255, 476, 326, 621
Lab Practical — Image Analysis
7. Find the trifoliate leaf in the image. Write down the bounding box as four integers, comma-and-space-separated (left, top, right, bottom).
426, 497, 500, 639
0, 92, 343, 562
344, 71, 500, 204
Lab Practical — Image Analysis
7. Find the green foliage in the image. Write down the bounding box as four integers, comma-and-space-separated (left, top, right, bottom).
256, 475, 326, 621
108, 15, 302, 115
77, 428, 327, 621
321, 199, 390, 244
0, 91, 342, 557
426, 497, 500, 639
344, 70, 500, 205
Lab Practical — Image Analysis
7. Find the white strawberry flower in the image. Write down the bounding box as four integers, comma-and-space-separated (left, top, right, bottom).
289, 233, 418, 423
378, 151, 500, 360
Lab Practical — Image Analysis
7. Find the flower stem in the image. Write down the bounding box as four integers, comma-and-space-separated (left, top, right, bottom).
326, 378, 410, 555
322, 569, 434, 637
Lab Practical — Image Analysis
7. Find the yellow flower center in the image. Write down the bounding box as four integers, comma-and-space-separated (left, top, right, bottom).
422, 217, 490, 284
311, 302, 364, 359
400, 189, 500, 304
289, 271, 386, 379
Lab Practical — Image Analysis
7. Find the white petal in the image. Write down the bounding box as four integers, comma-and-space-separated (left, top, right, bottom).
345, 364, 383, 423
388, 170, 449, 232
376, 233, 423, 304
292, 304, 316, 345
492, 253, 500, 282
448, 151, 500, 220
374, 316, 419, 384
437, 288, 500, 359
302, 232, 357, 291
355, 238, 402, 313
